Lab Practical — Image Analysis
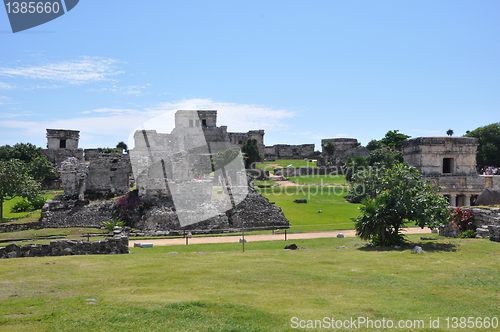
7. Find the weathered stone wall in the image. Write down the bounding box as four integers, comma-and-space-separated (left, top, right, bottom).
246, 169, 270, 181
86, 153, 132, 196
0, 237, 129, 259
0, 221, 42, 233
43, 148, 84, 165
317, 138, 369, 167
274, 166, 339, 177
40, 199, 117, 228
264, 144, 316, 160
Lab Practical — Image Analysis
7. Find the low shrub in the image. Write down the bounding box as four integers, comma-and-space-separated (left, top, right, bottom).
30, 196, 47, 209
10, 199, 33, 213
102, 220, 126, 232
460, 229, 477, 238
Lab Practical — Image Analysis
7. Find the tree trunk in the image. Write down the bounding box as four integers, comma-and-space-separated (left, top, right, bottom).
0, 197, 3, 220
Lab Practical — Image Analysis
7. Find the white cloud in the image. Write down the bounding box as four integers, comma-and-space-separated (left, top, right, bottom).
90, 84, 150, 95
0, 98, 296, 149
0, 82, 13, 89
147, 99, 295, 133
0, 57, 122, 84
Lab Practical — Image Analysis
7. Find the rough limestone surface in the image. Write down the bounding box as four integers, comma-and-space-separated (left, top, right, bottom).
0, 237, 129, 259
40, 198, 116, 228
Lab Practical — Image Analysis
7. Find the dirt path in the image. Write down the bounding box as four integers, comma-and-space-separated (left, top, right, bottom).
128, 227, 433, 247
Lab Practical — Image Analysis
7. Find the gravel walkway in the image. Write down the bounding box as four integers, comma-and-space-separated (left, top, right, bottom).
128, 227, 433, 247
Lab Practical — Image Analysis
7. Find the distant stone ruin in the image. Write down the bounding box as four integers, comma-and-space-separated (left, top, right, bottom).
317, 138, 369, 167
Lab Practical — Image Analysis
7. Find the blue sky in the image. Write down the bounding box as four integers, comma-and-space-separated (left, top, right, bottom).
1, 1, 499, 150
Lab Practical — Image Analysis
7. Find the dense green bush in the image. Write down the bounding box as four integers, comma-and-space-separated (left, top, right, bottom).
10, 199, 33, 213
30, 196, 47, 209
460, 229, 477, 238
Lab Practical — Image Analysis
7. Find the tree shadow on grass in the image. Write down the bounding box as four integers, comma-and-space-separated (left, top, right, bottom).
356, 239, 458, 252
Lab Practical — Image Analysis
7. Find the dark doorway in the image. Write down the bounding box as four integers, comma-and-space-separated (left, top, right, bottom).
443, 158, 454, 174
202, 119, 207, 127
59, 139, 66, 148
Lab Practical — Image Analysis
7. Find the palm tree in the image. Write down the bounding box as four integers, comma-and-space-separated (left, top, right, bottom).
446, 129, 454, 137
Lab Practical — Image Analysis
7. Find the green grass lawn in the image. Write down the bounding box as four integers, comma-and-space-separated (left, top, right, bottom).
256, 159, 317, 171
287, 174, 347, 186
257, 186, 359, 231
1, 191, 60, 223
253, 180, 277, 187
1, 235, 499, 331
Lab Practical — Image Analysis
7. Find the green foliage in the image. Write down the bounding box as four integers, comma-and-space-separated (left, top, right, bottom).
212, 148, 241, 171
241, 138, 262, 169
342, 156, 368, 182
380, 130, 410, 150
116, 141, 128, 152
323, 141, 336, 155
353, 163, 450, 246
0, 159, 42, 219
30, 195, 48, 209
10, 198, 33, 213
0, 143, 55, 181
447, 129, 454, 136
366, 148, 403, 168
102, 220, 126, 232
459, 229, 477, 238
98, 147, 122, 153
464, 123, 500, 167
366, 139, 384, 151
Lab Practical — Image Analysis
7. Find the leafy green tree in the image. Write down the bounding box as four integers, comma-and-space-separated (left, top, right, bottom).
464, 123, 500, 167
366, 139, 384, 151
343, 156, 368, 182
353, 163, 450, 246
116, 141, 128, 153
0, 160, 41, 219
0, 143, 55, 181
446, 129, 454, 137
380, 130, 410, 150
212, 148, 241, 171
241, 138, 262, 169
323, 142, 336, 165
366, 149, 403, 168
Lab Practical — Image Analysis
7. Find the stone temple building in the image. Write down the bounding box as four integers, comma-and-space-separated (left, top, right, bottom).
42, 129, 132, 198
403, 137, 500, 206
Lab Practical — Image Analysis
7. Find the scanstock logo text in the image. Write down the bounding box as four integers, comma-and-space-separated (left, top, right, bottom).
4, 0, 79, 33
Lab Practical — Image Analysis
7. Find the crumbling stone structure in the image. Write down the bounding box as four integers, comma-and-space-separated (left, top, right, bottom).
42, 129, 133, 197
403, 137, 500, 206
439, 207, 500, 241
264, 144, 317, 160
316, 138, 369, 167
0, 237, 129, 259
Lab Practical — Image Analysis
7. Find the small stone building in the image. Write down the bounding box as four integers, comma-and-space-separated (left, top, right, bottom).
43, 129, 84, 165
